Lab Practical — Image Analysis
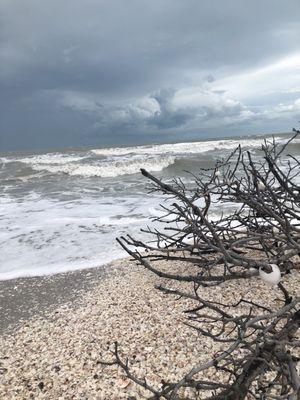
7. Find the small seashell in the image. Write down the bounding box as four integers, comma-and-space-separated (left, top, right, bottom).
116, 378, 131, 388
259, 264, 281, 287
257, 181, 266, 191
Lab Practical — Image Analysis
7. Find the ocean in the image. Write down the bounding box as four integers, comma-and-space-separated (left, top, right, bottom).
0, 133, 298, 280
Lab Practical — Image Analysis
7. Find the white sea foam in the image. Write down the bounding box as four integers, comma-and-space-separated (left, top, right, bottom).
278, 138, 300, 145
19, 153, 86, 165
0, 157, 12, 164
91, 136, 283, 157
31, 156, 176, 177
1, 134, 296, 280
0, 193, 153, 280
1, 153, 86, 165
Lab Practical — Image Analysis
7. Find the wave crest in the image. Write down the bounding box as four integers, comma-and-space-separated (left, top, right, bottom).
91, 136, 283, 157
31, 156, 176, 177
1, 153, 86, 165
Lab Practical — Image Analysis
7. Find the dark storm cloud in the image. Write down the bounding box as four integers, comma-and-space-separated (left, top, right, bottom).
149, 89, 191, 129
1, 0, 300, 150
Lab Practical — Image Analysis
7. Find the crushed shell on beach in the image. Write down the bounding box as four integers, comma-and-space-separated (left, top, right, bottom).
0, 259, 299, 399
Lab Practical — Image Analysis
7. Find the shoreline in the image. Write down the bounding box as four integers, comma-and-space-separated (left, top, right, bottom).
0, 259, 129, 335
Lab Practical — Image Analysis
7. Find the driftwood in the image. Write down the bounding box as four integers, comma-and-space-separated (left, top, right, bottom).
102, 129, 300, 399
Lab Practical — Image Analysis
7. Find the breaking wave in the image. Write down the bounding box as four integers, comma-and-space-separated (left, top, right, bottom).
1, 153, 86, 165
91, 136, 283, 157
30, 156, 176, 177
1, 136, 287, 181
1, 132, 297, 280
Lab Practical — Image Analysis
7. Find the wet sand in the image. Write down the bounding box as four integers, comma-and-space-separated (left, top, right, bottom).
0, 260, 126, 335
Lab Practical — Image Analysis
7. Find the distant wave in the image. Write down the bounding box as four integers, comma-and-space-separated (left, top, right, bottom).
1, 153, 86, 165
30, 155, 176, 177
91, 136, 283, 157
0, 136, 287, 180
278, 138, 300, 145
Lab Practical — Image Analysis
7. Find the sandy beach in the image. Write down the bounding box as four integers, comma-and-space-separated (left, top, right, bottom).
0, 261, 123, 335
1, 258, 299, 399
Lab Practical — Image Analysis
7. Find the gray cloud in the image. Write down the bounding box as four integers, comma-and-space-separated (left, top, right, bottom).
1, 0, 300, 150
149, 89, 190, 129
57, 85, 255, 133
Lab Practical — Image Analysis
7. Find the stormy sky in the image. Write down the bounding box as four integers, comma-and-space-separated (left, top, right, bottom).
1, 0, 300, 151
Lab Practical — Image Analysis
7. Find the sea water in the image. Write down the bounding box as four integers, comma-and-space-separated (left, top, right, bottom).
0, 134, 298, 280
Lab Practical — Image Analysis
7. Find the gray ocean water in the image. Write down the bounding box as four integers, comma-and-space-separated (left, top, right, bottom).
0, 133, 298, 280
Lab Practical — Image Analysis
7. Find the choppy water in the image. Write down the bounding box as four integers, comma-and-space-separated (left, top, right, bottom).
0, 133, 298, 280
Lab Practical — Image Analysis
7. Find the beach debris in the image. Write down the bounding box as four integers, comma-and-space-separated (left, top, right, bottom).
259, 264, 281, 286
257, 181, 266, 191
52, 364, 61, 372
